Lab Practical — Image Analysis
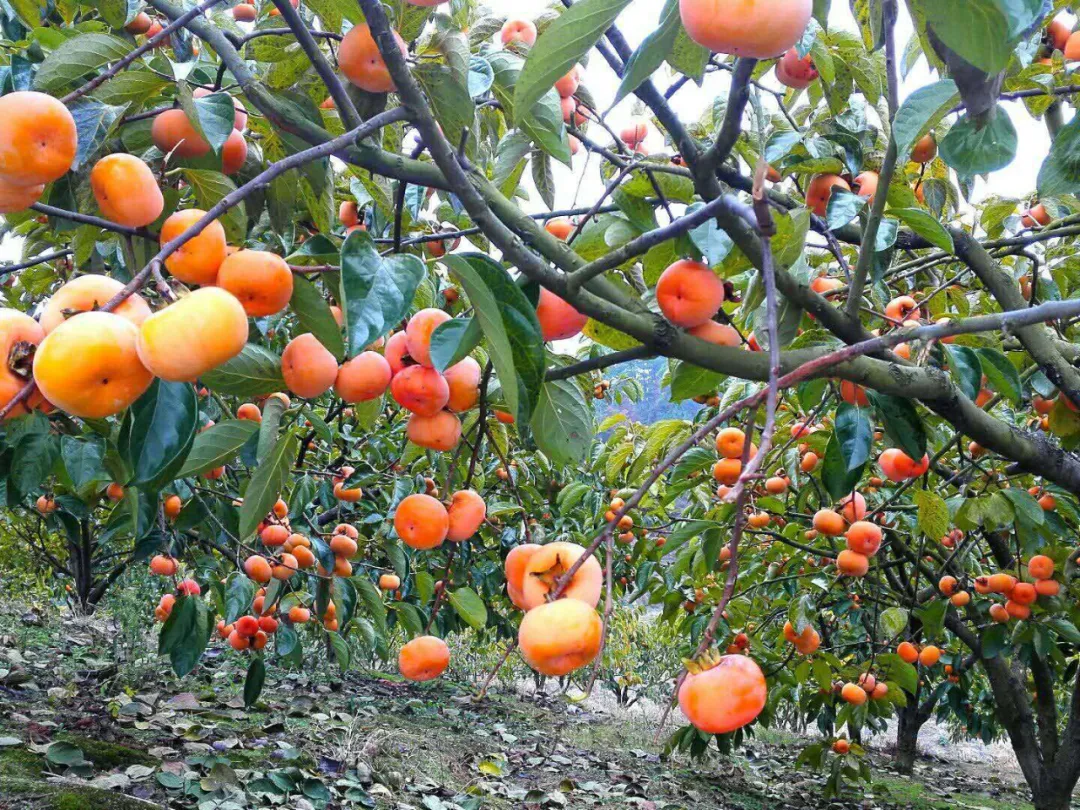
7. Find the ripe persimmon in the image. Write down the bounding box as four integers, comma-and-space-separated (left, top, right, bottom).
688, 320, 740, 346
394, 493, 449, 549
911, 134, 937, 163
33, 312, 152, 418
836, 549, 869, 577
151, 108, 210, 158
519, 598, 602, 676
406, 411, 462, 451
237, 402, 261, 421
840, 682, 867, 705
136, 287, 249, 381
221, 129, 248, 175
288, 606, 310, 623
918, 645, 941, 666
845, 521, 882, 556
897, 641, 919, 664
839, 380, 869, 407
399, 635, 451, 681
216, 249, 293, 317
126, 12, 153, 33
679, 650, 768, 733
244, 555, 273, 583
90, 154, 164, 228
339, 24, 406, 93
443, 357, 481, 411
159, 209, 227, 285
715, 427, 750, 459
500, 19, 537, 47
505, 543, 541, 608
878, 448, 930, 481
404, 308, 451, 368
391, 364, 450, 415
0, 92, 77, 186
519, 541, 603, 610
0, 177, 43, 213
149, 554, 178, 576
446, 489, 486, 541
805, 174, 850, 217
680, 0, 810, 58
838, 491, 866, 522
812, 509, 845, 537
852, 170, 878, 203
712, 458, 743, 486
40, 275, 151, 334
379, 573, 400, 590
775, 48, 817, 89
282, 333, 339, 398
656, 259, 725, 328
536, 288, 588, 341
335, 350, 392, 402
545, 218, 574, 240
163, 494, 182, 519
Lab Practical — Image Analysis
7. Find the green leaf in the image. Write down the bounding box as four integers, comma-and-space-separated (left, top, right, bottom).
976, 347, 1022, 405
98, 0, 141, 27
429, 317, 481, 373
980, 623, 1009, 658
181, 170, 247, 243
514, 0, 634, 128
488, 52, 571, 164
339, 231, 425, 358
892, 79, 958, 163
878, 607, 909, 639
1038, 110, 1080, 198
867, 391, 927, 459
1001, 487, 1045, 526
238, 432, 299, 540
531, 379, 594, 466
34, 33, 132, 94
69, 98, 124, 172
224, 575, 255, 624
10, 431, 63, 500
177, 420, 258, 477
61, 436, 107, 498
669, 361, 725, 401
876, 653, 918, 695
822, 431, 864, 500
244, 656, 266, 708
834, 402, 873, 472
614, 0, 680, 105
448, 587, 488, 630
45, 740, 89, 767
202, 344, 286, 397
913, 489, 949, 540
119, 380, 198, 488
351, 574, 387, 634
289, 274, 345, 361
443, 253, 545, 422
889, 207, 953, 253
328, 631, 351, 671
939, 109, 1017, 177
158, 595, 212, 678
945, 344, 981, 401
1047, 617, 1080, 645
914, 0, 1043, 73
414, 62, 475, 152
825, 189, 866, 230
191, 91, 237, 155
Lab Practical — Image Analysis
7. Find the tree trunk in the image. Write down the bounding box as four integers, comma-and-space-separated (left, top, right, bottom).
894, 701, 921, 774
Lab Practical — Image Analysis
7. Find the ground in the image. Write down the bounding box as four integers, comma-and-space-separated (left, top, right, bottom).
0, 605, 1045, 810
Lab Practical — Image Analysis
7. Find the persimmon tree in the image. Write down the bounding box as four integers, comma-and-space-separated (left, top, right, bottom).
6, 0, 1080, 808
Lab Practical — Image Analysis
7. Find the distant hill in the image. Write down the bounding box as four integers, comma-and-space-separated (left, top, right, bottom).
594, 356, 701, 426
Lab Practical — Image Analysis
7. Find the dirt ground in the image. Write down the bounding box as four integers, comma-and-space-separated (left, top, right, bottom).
0, 607, 1057, 809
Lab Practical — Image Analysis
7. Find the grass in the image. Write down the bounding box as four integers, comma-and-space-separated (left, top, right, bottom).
873, 773, 1036, 810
